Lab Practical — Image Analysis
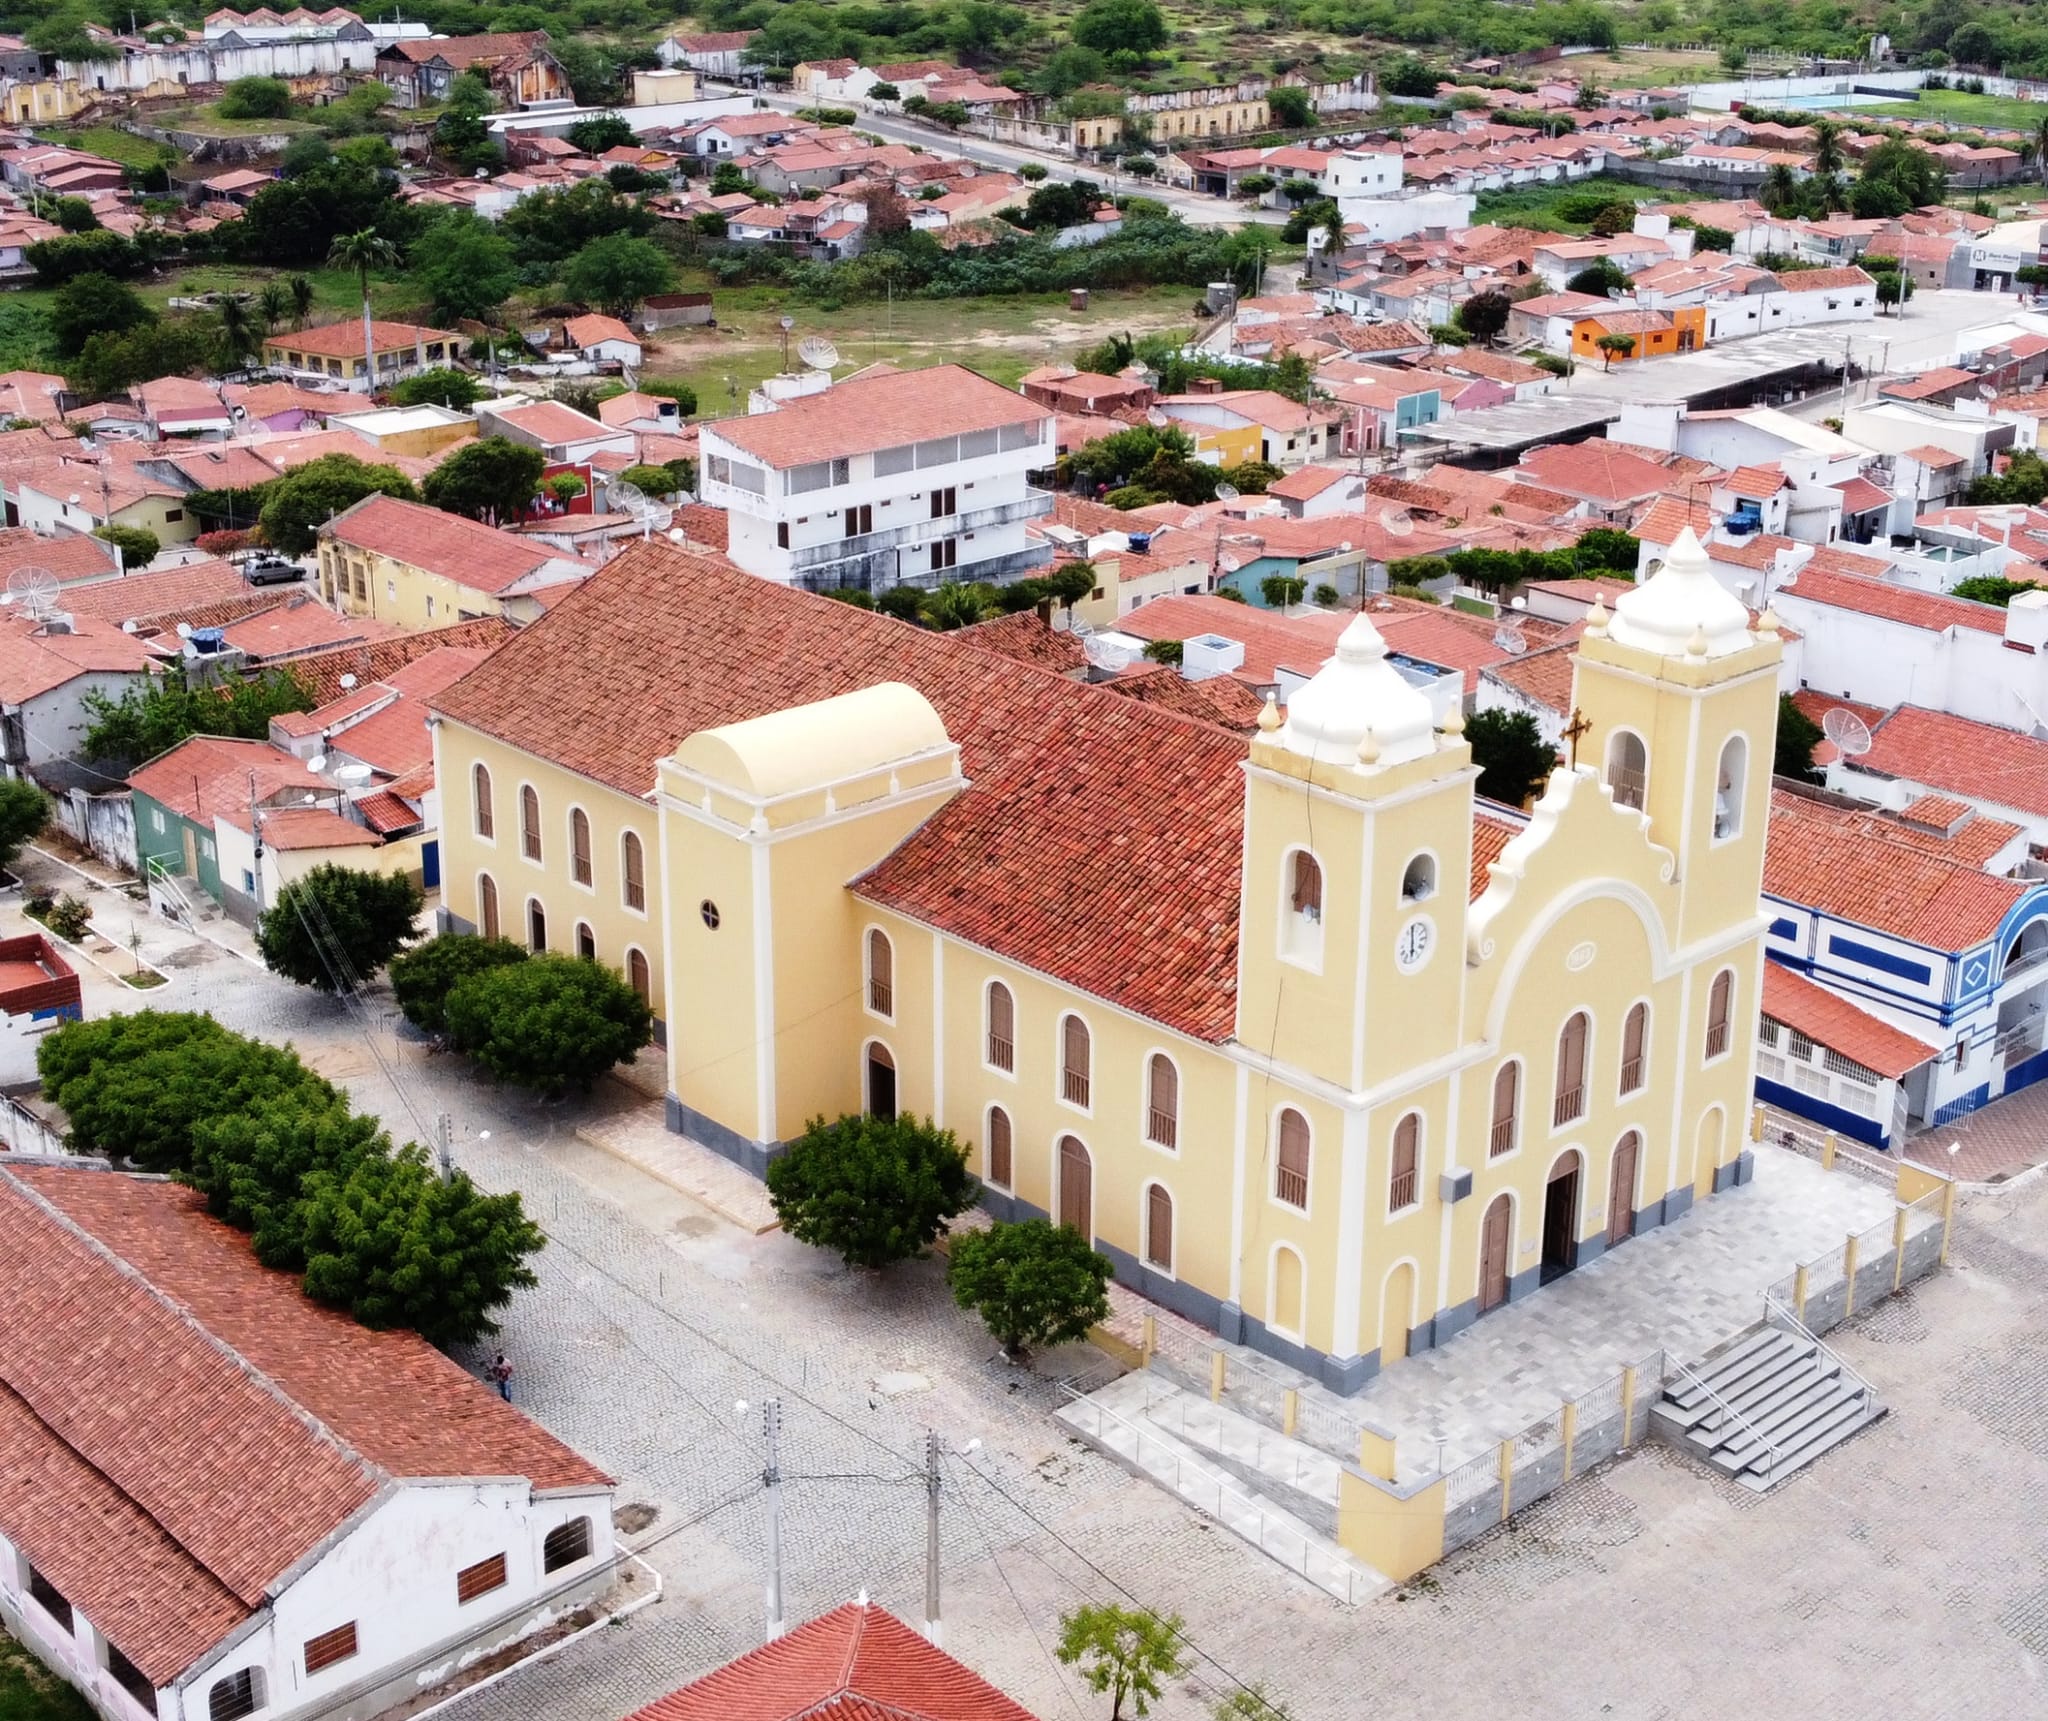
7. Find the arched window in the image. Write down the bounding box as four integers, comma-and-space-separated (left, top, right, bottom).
1145, 1054, 1177, 1148
478, 872, 499, 940
866, 929, 894, 1016
1284, 849, 1324, 964
520, 784, 541, 860
866, 1042, 896, 1120
472, 763, 493, 839
1605, 730, 1647, 811
1389, 1112, 1420, 1210
1144, 1183, 1173, 1271
1714, 736, 1747, 839
1400, 852, 1436, 903
575, 921, 595, 961
1705, 970, 1733, 1060
1490, 1061, 1520, 1158
527, 897, 547, 952
209, 1669, 265, 1721
1060, 1013, 1091, 1108
1275, 1107, 1310, 1208
985, 981, 1015, 1072
986, 1105, 1012, 1188
627, 947, 650, 1006
622, 831, 646, 912
1058, 1134, 1092, 1236
570, 808, 593, 885
542, 1517, 592, 1573
1620, 1001, 1649, 1095
1554, 1011, 1589, 1126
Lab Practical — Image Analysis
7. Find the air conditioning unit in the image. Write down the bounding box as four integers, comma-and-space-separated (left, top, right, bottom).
1438, 1168, 1473, 1204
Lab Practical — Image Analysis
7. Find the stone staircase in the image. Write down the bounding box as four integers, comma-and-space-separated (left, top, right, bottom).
1651, 1325, 1884, 1490
1055, 1372, 1390, 1604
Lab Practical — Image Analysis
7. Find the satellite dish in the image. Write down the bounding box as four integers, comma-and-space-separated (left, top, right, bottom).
175, 620, 192, 638
1821, 707, 1873, 757
5, 565, 58, 621
335, 764, 373, 786
612, 479, 653, 520
1980, 383, 1999, 400
1215, 482, 1240, 503
1219, 553, 1244, 574
121, 618, 137, 633
1145, 407, 1170, 428
307, 754, 328, 772
1379, 506, 1415, 537
798, 335, 839, 371
1493, 623, 1527, 654
339, 672, 357, 689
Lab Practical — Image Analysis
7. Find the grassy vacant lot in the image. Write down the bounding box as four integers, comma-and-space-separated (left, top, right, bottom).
1532, 47, 1722, 91
642, 278, 1202, 406
156, 102, 321, 139
0, 1632, 93, 1721
37, 124, 174, 169
1471, 175, 1669, 232
1847, 88, 2048, 136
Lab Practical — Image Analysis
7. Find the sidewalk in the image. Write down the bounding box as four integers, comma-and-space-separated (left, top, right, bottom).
1907, 1081, 2048, 1186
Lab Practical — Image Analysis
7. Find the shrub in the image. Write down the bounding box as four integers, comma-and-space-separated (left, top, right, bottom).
92, 524, 159, 568
389, 933, 528, 1036
186, 1095, 388, 1268
1312, 583, 1340, 607
766, 1112, 979, 1268
44, 894, 90, 942
0, 775, 48, 874
218, 76, 293, 120
444, 953, 653, 1095
948, 1219, 1112, 1356
256, 864, 424, 992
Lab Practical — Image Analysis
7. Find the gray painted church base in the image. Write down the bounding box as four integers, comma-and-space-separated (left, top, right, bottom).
1660, 1182, 1697, 1226
1097, 1239, 1229, 1333
1507, 1263, 1542, 1304
443, 910, 475, 936
1576, 1229, 1607, 1268
666, 1094, 784, 1178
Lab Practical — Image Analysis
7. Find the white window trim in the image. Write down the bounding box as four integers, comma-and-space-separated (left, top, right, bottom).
524, 895, 548, 952
862, 922, 895, 1024
1054, 1130, 1094, 1242
1140, 1177, 1176, 1277
1398, 846, 1439, 906
981, 978, 1018, 1082
1604, 726, 1649, 810
983, 1102, 1014, 1191
1710, 733, 1750, 847
517, 780, 544, 868
1268, 1103, 1313, 1218
1618, 996, 1652, 1098
1386, 1110, 1424, 1219
1278, 844, 1325, 975
471, 764, 496, 846
1489, 1057, 1525, 1164
619, 828, 649, 918
1703, 969, 1737, 1066
1139, 1048, 1181, 1156
862, 1037, 896, 1113
567, 804, 596, 894
574, 920, 596, 960
1265, 1241, 1308, 1343
1551, 1010, 1595, 1137
1055, 1009, 1094, 1117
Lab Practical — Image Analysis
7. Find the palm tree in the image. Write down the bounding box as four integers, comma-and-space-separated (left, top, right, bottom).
216, 295, 254, 366
1811, 119, 1844, 178
289, 274, 315, 329
258, 280, 290, 333
1761, 161, 1797, 214
327, 229, 398, 390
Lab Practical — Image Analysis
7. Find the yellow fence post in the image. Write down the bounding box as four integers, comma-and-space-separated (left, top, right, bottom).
1940, 1178, 1957, 1265
1496, 1438, 1515, 1524
1283, 1389, 1300, 1438
1793, 1263, 1810, 1324
1891, 1206, 1909, 1293
1560, 1402, 1579, 1482
1820, 1131, 1838, 1172
1619, 1364, 1639, 1450
1842, 1230, 1860, 1319
1141, 1314, 1156, 1367
1357, 1425, 1398, 1481
1209, 1350, 1225, 1403
1751, 1101, 1765, 1143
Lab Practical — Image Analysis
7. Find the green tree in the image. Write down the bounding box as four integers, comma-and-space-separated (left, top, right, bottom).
1037, 44, 1106, 96
501, 179, 652, 266
185, 1095, 388, 1269
280, 133, 334, 178
567, 112, 636, 153
390, 934, 530, 1036
215, 294, 257, 366
922, 581, 993, 629
1380, 55, 1439, 99
91, 524, 158, 569
1465, 707, 1558, 806
218, 75, 293, 120
82, 668, 311, 764
1456, 288, 1512, 344
0, 776, 47, 873
560, 233, 675, 317
1595, 332, 1636, 369
436, 68, 495, 165
290, 274, 316, 327
1567, 259, 1628, 297
1573, 526, 1639, 573
1041, 561, 1097, 613
1950, 574, 2044, 605
297, 1146, 544, 1346
1141, 638, 1182, 665
877, 585, 928, 623
256, 863, 424, 992
1054, 1604, 1186, 1720
1213, 1688, 1293, 1721
259, 453, 418, 555
1260, 573, 1307, 609
50, 196, 97, 232
26, 229, 146, 284
68, 318, 215, 400
1072, 0, 1166, 54
443, 953, 654, 1096
1773, 692, 1824, 785
423, 435, 546, 525
412, 210, 520, 323
1268, 86, 1313, 128
333, 135, 398, 174
1760, 161, 1799, 215
259, 279, 292, 331
948, 1219, 1112, 1357
1810, 119, 1845, 177
1874, 271, 1911, 314
767, 1112, 979, 1269
390, 366, 484, 408
328, 226, 399, 388
1282, 198, 1340, 244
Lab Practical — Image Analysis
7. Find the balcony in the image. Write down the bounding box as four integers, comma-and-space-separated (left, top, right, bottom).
1388, 1166, 1416, 1210
1553, 1085, 1585, 1128
788, 489, 1056, 573
1275, 1164, 1307, 1208
794, 541, 1054, 595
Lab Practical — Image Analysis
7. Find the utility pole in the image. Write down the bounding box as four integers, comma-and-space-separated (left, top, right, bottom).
762, 1399, 785, 1640
434, 1111, 453, 1179
247, 771, 265, 912
923, 1430, 942, 1647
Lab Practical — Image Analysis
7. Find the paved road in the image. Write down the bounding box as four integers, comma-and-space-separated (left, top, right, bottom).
26, 882, 2048, 1721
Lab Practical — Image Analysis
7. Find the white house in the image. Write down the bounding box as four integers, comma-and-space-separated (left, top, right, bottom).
475, 399, 636, 467
1320, 148, 1401, 202
697, 364, 1056, 593
0, 1163, 618, 1721
1323, 189, 1475, 244
0, 611, 166, 775
561, 313, 643, 369
658, 28, 755, 77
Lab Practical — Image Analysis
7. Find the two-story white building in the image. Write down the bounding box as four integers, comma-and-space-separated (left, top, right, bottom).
0, 1164, 617, 1721
695, 365, 1056, 594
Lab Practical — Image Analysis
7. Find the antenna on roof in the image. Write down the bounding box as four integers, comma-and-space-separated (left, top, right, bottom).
1379, 505, 1415, 537
1214, 481, 1240, 504
308, 754, 328, 772
3, 565, 58, 623
1821, 706, 1872, 759
797, 335, 839, 372
338, 672, 357, 689
1493, 622, 1527, 654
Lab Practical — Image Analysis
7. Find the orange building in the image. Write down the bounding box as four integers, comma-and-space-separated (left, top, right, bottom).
1570, 305, 1707, 365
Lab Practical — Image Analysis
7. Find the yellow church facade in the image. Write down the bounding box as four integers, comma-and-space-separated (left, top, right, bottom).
430, 529, 1779, 1393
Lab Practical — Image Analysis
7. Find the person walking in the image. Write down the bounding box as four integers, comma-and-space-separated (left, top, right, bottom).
490, 1353, 513, 1401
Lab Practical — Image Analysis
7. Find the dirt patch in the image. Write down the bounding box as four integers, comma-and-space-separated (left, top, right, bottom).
613, 1501, 659, 1535
375, 1593, 615, 1721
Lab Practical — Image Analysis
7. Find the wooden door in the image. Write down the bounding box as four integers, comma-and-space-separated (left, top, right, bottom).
866, 1046, 896, 1121
1478, 1194, 1511, 1313
1058, 1136, 1092, 1238
1608, 1133, 1639, 1246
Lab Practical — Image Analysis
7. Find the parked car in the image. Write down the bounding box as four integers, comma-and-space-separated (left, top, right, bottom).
244, 558, 306, 587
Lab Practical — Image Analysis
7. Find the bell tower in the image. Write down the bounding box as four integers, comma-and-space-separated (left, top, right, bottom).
1571, 526, 1781, 951
1236, 615, 1477, 1094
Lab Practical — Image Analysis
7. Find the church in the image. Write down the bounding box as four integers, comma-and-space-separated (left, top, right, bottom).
430, 527, 1779, 1393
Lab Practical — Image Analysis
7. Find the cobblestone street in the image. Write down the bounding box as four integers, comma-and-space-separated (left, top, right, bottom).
20, 900, 2048, 1721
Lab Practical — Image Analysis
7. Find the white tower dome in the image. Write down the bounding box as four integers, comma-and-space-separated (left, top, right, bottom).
1608, 525, 1753, 659
1280, 613, 1437, 768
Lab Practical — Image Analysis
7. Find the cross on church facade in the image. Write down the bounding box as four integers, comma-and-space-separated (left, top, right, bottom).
1562, 706, 1593, 767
